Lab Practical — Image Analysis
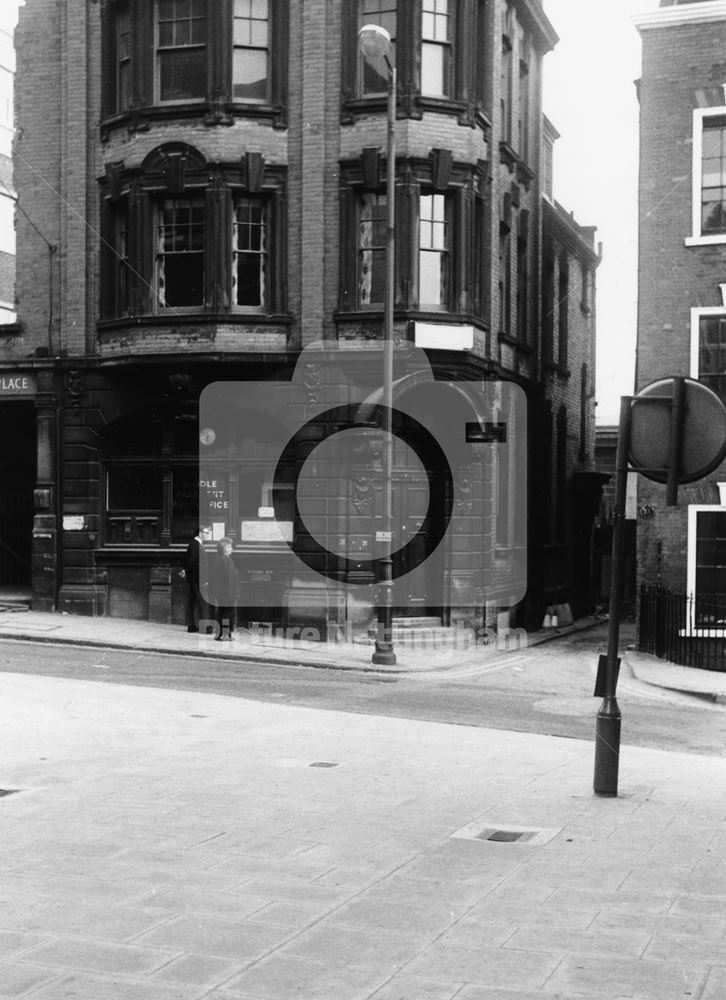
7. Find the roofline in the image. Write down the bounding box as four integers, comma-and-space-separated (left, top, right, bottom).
634, 1, 726, 32
515, 0, 559, 53
543, 198, 600, 265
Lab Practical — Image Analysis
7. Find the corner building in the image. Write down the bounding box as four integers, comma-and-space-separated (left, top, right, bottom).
635, 0, 726, 630
7, 0, 599, 633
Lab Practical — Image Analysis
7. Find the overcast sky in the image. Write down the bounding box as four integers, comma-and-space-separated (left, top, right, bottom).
543, 0, 661, 424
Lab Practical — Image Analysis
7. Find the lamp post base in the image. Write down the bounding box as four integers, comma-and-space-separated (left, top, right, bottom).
594, 697, 621, 797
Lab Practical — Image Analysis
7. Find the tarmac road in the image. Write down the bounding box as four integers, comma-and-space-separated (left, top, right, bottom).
2, 622, 725, 757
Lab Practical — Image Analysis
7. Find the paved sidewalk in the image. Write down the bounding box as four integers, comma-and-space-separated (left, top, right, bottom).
0, 607, 602, 674
1, 670, 725, 1000
626, 648, 726, 703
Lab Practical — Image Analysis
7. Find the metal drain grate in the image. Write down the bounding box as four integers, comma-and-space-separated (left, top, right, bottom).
309, 761, 339, 768
478, 829, 536, 843
451, 821, 561, 846
0, 789, 21, 798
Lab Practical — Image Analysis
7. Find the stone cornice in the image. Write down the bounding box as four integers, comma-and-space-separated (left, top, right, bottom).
634, 1, 726, 32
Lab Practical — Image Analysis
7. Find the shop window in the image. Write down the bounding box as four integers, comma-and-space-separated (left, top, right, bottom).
418, 193, 449, 309
107, 466, 164, 511
104, 409, 201, 546
156, 197, 206, 309
101, 0, 288, 127
156, 0, 207, 103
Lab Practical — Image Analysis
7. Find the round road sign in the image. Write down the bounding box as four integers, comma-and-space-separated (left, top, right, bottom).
629, 376, 726, 484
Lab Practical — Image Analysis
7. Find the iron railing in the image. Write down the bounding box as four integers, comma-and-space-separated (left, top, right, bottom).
638, 584, 726, 672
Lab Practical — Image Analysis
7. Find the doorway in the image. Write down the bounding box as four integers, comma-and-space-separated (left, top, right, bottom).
391, 411, 446, 617
0, 403, 36, 589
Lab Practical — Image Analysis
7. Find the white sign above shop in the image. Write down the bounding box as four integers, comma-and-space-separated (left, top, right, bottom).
414, 323, 474, 352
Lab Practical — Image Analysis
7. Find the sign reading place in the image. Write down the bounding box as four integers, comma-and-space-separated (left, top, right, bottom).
0, 374, 37, 396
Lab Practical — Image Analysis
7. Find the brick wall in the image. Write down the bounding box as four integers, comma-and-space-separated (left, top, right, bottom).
637, 17, 726, 590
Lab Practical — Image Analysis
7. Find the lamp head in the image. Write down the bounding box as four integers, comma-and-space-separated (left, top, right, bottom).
358, 23, 392, 61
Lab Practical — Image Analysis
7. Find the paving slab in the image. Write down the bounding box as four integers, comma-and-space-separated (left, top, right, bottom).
1, 670, 725, 998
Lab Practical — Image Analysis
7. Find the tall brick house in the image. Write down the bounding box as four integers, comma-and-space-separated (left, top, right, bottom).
634, 0, 726, 624
5, 0, 599, 633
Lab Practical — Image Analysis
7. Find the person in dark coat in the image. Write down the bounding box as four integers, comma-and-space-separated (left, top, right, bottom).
183, 523, 212, 633
208, 537, 239, 640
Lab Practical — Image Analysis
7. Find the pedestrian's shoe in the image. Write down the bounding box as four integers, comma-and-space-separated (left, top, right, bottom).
187, 626, 199, 633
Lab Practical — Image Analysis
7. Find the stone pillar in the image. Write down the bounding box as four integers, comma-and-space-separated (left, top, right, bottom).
31, 401, 58, 611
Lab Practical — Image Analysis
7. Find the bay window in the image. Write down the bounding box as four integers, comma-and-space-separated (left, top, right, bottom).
99, 144, 286, 322
342, 0, 480, 122
339, 152, 485, 318
101, 0, 288, 129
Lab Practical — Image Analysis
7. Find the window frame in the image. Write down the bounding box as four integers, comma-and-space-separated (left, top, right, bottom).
232, 194, 270, 311
100, 0, 288, 133
417, 190, 451, 311
154, 194, 207, 312
154, 0, 208, 106
686, 106, 726, 246
690, 306, 726, 396
685, 505, 726, 636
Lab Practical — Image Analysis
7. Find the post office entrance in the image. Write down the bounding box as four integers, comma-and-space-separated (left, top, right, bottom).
0, 402, 36, 588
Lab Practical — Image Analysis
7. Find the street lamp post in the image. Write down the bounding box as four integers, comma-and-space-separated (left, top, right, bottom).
359, 24, 396, 666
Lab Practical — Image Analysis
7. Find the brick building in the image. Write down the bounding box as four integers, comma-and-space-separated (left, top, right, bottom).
634, 0, 726, 624
5, 0, 600, 634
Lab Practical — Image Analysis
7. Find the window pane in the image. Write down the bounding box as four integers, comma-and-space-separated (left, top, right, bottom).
108, 467, 163, 511
233, 48, 269, 101
157, 198, 205, 307
421, 44, 444, 96
233, 198, 267, 307
359, 0, 397, 97
162, 253, 205, 306
419, 250, 444, 306
701, 123, 726, 233
159, 49, 206, 101
358, 193, 386, 306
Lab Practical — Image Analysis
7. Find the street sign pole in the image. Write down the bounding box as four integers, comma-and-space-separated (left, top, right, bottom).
594, 394, 632, 797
